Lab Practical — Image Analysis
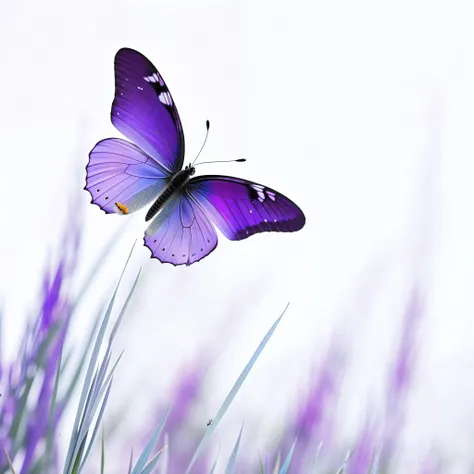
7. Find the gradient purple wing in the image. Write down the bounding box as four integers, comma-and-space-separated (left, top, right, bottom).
85, 138, 169, 214
187, 176, 305, 240
144, 192, 218, 266
112, 48, 185, 173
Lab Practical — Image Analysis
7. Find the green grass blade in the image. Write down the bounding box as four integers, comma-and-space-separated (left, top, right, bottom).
272, 453, 281, 474
209, 457, 218, 474
4, 448, 17, 474
131, 406, 170, 474
79, 376, 115, 471
225, 425, 243, 474
185, 304, 289, 474
101, 427, 105, 474
43, 354, 63, 473
63, 246, 136, 473
128, 450, 134, 474
140, 449, 166, 474
279, 438, 297, 474
368, 448, 380, 473
335, 450, 354, 474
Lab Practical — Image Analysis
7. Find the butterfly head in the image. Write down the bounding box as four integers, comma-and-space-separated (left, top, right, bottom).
184, 163, 196, 176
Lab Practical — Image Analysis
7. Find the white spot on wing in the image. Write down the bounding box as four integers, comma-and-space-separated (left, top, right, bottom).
144, 73, 165, 85
257, 190, 265, 202
159, 91, 173, 106
267, 191, 276, 201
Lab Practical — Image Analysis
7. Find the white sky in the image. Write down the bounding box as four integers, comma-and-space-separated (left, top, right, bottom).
0, 0, 473, 471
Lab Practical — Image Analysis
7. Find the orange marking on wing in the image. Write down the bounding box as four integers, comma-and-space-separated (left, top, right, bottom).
115, 202, 129, 214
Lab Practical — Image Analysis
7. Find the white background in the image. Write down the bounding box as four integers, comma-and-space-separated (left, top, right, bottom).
0, 0, 473, 472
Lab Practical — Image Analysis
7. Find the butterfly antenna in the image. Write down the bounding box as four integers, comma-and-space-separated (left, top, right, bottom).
194, 158, 246, 167
192, 120, 211, 166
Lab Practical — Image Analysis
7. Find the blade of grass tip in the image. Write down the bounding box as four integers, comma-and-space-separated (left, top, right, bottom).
64, 245, 137, 473
257, 451, 265, 474
225, 425, 244, 474
159, 433, 169, 474
209, 457, 218, 474
4, 448, 17, 474
79, 376, 115, 471
309, 441, 323, 474
272, 452, 281, 474
131, 406, 171, 474
186, 303, 289, 474
335, 449, 354, 474
73, 226, 134, 307
257, 451, 264, 474
367, 447, 380, 474
128, 449, 134, 474
109, 267, 142, 343
140, 447, 167, 474
279, 438, 297, 474
59, 310, 103, 414
101, 426, 105, 474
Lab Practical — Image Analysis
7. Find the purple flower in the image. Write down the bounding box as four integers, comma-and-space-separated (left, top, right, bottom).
0, 234, 77, 472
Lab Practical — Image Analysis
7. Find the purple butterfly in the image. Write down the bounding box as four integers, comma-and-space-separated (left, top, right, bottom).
85, 48, 305, 266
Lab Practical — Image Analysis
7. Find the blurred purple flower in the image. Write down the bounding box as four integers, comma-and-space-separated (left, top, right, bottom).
382, 285, 424, 464
119, 359, 212, 474
255, 344, 345, 473
389, 286, 424, 407
347, 423, 377, 474
0, 231, 78, 473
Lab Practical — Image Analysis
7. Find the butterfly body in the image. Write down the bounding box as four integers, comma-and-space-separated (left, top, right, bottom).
85, 48, 306, 266
145, 164, 195, 222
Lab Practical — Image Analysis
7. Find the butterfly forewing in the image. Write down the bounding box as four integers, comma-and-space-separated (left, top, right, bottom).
85, 138, 170, 214
187, 176, 306, 240
112, 48, 185, 173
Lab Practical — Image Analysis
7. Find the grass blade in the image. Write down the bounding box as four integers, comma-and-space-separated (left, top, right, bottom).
4, 448, 17, 474
101, 427, 105, 474
272, 452, 281, 474
225, 425, 244, 474
43, 354, 63, 473
131, 406, 170, 474
128, 450, 134, 474
335, 449, 354, 474
140, 448, 166, 474
186, 303, 289, 474
63, 245, 137, 473
209, 457, 218, 474
279, 438, 297, 474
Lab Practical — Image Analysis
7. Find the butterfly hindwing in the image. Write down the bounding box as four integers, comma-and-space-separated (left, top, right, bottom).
144, 191, 218, 266
112, 47, 185, 174
187, 176, 306, 240
85, 138, 169, 214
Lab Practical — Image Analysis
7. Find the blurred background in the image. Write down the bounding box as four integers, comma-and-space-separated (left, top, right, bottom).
0, 0, 473, 472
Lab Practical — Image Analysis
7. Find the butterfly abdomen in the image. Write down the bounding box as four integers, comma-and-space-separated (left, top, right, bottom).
145, 167, 194, 222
